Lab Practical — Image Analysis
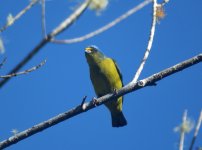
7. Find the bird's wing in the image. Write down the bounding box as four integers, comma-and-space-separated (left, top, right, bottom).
112, 59, 123, 85
112, 59, 124, 103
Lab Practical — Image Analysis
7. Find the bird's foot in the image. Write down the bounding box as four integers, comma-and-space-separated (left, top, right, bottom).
92, 97, 98, 106
113, 89, 118, 96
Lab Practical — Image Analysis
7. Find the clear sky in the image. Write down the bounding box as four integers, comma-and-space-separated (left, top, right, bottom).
0, 0, 202, 150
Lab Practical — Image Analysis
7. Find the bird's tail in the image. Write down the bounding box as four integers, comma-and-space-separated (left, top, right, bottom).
111, 111, 127, 127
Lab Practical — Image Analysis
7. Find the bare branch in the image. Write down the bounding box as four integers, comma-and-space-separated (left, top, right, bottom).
0, 60, 46, 78
81, 96, 87, 108
0, 53, 201, 149
0, 37, 5, 53
131, 0, 157, 83
51, 0, 152, 44
189, 110, 202, 150
179, 110, 188, 150
0, 0, 92, 88
49, 0, 92, 37
0, 58, 7, 69
161, 0, 170, 6
0, 0, 39, 33
41, 0, 47, 38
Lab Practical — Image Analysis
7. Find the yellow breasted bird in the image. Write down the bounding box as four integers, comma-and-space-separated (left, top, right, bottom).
85, 45, 127, 127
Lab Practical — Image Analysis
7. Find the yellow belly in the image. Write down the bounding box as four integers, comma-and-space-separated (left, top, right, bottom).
89, 58, 123, 111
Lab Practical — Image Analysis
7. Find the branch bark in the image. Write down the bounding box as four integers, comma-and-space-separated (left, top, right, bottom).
0, 53, 201, 149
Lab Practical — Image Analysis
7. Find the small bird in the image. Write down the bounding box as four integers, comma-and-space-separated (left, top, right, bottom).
85, 45, 127, 127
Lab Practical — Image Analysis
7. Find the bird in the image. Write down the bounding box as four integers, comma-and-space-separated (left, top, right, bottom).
85, 45, 127, 127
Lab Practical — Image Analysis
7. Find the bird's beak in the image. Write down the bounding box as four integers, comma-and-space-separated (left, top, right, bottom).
85, 47, 92, 54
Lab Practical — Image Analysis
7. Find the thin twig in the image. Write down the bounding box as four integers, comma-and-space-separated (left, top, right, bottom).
0, 58, 7, 69
179, 110, 188, 150
131, 0, 157, 84
161, 0, 170, 6
41, 0, 47, 38
0, 0, 40, 33
0, 0, 92, 88
81, 96, 87, 107
0, 60, 46, 78
0, 37, 5, 53
189, 110, 202, 150
0, 53, 201, 149
50, 0, 92, 37
51, 0, 152, 44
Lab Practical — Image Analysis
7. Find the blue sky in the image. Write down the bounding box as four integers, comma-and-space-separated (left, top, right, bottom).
0, 0, 202, 150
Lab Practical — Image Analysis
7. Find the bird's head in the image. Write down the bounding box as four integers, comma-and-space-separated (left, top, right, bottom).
85, 45, 105, 65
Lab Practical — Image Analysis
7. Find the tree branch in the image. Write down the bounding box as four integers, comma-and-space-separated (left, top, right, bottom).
0, 53, 201, 149
51, 0, 152, 44
41, 0, 47, 38
0, 58, 7, 69
179, 110, 188, 150
189, 110, 202, 150
0, 0, 39, 33
131, 0, 157, 83
0, 0, 92, 88
0, 60, 46, 78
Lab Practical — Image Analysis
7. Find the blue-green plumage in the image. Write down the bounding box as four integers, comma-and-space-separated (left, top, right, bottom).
85, 46, 127, 127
